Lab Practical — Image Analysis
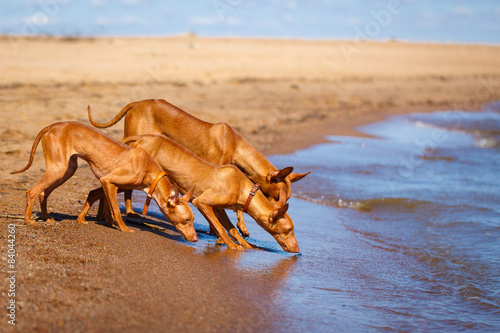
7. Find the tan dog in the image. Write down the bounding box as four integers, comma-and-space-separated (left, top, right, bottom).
83, 134, 300, 253
87, 100, 310, 236
10, 122, 198, 242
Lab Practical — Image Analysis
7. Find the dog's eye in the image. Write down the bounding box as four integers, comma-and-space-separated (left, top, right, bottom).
185, 218, 190, 222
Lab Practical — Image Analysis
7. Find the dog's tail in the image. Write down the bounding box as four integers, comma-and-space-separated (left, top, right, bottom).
10, 126, 50, 174
87, 101, 139, 128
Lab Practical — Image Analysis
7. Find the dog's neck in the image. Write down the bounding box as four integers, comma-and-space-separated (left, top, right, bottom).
243, 189, 276, 231
233, 144, 276, 185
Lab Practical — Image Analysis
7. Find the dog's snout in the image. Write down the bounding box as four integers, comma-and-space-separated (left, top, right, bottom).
289, 244, 300, 253
179, 227, 198, 242
184, 231, 198, 242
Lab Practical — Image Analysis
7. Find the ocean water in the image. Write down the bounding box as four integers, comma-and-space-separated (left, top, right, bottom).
134, 104, 500, 331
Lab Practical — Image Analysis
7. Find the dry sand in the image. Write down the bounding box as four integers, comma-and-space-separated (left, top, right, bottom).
1, 36, 500, 332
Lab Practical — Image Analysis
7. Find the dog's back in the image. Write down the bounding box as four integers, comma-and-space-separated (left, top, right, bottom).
123, 134, 247, 199
88, 99, 308, 204
13, 121, 133, 176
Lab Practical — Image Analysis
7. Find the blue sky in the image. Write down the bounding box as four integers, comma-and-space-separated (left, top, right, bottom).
1, 0, 499, 44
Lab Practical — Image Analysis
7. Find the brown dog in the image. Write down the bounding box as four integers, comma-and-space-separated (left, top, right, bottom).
87, 100, 310, 236
80, 134, 300, 253
10, 122, 198, 242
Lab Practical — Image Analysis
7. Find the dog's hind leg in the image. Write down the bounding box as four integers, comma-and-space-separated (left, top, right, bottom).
38, 156, 78, 222
24, 165, 73, 225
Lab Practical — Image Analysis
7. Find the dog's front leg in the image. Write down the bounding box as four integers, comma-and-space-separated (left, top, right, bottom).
96, 198, 106, 221
78, 187, 115, 227
101, 180, 134, 233
236, 210, 249, 237
193, 200, 244, 251
77, 187, 104, 224
214, 208, 253, 249
123, 189, 141, 217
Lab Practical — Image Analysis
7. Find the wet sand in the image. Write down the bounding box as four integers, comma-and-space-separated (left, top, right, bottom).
1, 36, 500, 332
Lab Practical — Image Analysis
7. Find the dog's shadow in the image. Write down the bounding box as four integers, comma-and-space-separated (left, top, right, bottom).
38, 210, 285, 253
39, 209, 190, 244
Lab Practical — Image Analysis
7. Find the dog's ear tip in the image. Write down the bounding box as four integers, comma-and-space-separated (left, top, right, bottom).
269, 203, 289, 222
181, 185, 196, 203
280, 203, 289, 214
289, 170, 311, 183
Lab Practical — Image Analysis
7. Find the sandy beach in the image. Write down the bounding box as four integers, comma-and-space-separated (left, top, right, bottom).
1, 36, 500, 332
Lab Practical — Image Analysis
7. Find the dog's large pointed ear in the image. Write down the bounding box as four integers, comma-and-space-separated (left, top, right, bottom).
180, 185, 196, 203
269, 203, 289, 223
167, 185, 180, 207
266, 167, 294, 183
289, 171, 311, 183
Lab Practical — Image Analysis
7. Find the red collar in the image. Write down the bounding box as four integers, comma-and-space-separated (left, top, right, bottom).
142, 171, 168, 215
243, 183, 260, 213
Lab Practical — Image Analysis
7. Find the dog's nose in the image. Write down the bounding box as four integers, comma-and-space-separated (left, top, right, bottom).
184, 230, 198, 242
285, 242, 300, 253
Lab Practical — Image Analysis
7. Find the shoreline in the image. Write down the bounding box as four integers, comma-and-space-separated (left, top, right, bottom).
259, 103, 500, 156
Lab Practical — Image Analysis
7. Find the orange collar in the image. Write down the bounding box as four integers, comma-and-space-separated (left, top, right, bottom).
243, 183, 260, 213
142, 171, 168, 215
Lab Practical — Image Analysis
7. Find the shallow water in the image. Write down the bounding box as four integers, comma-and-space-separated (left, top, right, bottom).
134, 104, 500, 331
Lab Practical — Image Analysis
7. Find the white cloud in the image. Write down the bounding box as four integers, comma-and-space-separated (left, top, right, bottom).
188, 13, 244, 26
271, 0, 297, 9
283, 13, 295, 23
25, 13, 56, 25
120, 0, 147, 5
90, 0, 106, 7
226, 16, 244, 26
95, 16, 110, 26
95, 15, 145, 26
344, 17, 363, 27
454, 5, 473, 16
121, 15, 144, 24
188, 16, 220, 26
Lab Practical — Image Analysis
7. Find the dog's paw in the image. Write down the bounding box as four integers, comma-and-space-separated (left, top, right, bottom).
121, 227, 135, 233
236, 220, 250, 237
26, 219, 36, 225
77, 218, 88, 225
215, 238, 244, 251
227, 243, 245, 251
237, 228, 250, 238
